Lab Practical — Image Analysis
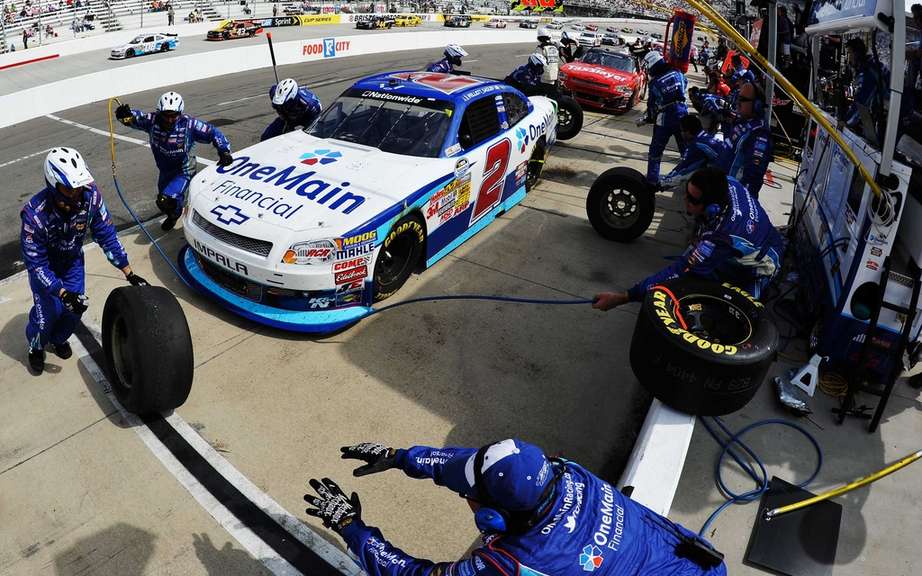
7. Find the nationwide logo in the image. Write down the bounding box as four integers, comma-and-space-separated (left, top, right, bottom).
301, 149, 342, 166
515, 127, 529, 153
210, 204, 250, 225
579, 545, 603, 572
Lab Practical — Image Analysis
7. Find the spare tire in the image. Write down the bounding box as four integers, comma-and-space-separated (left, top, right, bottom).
629, 277, 778, 416
102, 286, 194, 415
586, 166, 655, 242
555, 95, 583, 140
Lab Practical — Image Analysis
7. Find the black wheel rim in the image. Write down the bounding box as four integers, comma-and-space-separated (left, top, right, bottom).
376, 234, 414, 287
599, 186, 641, 229
677, 295, 753, 345
111, 315, 134, 390
526, 152, 543, 189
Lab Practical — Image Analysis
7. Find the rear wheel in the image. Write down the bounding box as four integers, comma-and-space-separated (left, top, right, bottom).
586, 167, 655, 242
555, 95, 583, 140
525, 140, 546, 192
160, 43, 169, 52
374, 214, 425, 301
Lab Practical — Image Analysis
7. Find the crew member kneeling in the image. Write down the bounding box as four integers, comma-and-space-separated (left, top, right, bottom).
593, 168, 783, 310
305, 439, 727, 575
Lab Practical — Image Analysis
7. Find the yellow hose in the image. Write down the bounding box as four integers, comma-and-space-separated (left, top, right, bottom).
765, 450, 922, 519
107, 97, 121, 176
682, 0, 882, 199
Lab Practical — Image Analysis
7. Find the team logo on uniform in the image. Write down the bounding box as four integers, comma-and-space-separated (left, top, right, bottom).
515, 127, 529, 153
579, 545, 603, 572
300, 149, 342, 165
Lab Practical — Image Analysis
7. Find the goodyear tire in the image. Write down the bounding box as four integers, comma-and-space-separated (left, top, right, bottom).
102, 286, 194, 415
160, 43, 169, 52
373, 214, 425, 301
555, 95, 583, 140
126, 48, 135, 57
525, 139, 546, 192
586, 166, 655, 242
630, 278, 778, 416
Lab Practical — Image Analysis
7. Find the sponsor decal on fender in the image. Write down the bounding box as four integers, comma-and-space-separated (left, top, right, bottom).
426, 175, 471, 223
335, 265, 368, 284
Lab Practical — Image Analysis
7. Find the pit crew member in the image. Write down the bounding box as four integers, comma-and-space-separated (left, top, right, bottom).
305, 439, 727, 575
593, 167, 783, 310
535, 27, 561, 90
558, 31, 584, 63
640, 50, 688, 185
659, 115, 728, 188
725, 82, 773, 198
505, 53, 547, 96
22, 148, 147, 374
843, 37, 884, 144
725, 53, 755, 107
115, 91, 233, 231
262, 78, 323, 141
688, 86, 729, 134
425, 44, 469, 74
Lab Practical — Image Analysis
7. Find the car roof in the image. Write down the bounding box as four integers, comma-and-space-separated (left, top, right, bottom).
352, 71, 506, 104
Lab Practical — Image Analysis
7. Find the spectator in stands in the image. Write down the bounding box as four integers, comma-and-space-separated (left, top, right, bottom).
273, 2, 278, 16
22, 27, 28, 48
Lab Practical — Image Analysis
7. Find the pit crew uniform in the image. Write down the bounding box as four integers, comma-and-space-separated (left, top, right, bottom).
340, 444, 727, 576
627, 177, 783, 301
22, 185, 129, 350
660, 129, 728, 187
535, 41, 560, 85
727, 65, 755, 107
123, 109, 231, 218
726, 116, 773, 198
845, 54, 884, 135
506, 64, 544, 95
426, 57, 457, 74
646, 61, 689, 184
262, 84, 323, 141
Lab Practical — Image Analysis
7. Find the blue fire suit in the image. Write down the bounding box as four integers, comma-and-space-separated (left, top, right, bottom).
627, 177, 783, 302
661, 130, 728, 185
426, 57, 456, 74
21, 186, 129, 350
340, 445, 726, 576
506, 64, 543, 94
726, 117, 773, 198
646, 62, 689, 184
262, 85, 323, 141
124, 110, 231, 217
846, 55, 884, 132
727, 65, 755, 108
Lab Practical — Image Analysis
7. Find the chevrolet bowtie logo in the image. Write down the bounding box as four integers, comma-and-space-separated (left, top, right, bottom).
210, 204, 250, 225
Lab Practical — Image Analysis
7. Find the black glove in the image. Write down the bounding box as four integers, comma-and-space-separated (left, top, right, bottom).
340, 442, 398, 477
61, 290, 88, 314
304, 477, 361, 533
217, 150, 234, 167
126, 272, 148, 287
115, 104, 133, 124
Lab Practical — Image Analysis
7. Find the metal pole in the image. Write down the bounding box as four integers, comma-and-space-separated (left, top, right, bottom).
765, 0, 777, 125
141, 0, 144, 28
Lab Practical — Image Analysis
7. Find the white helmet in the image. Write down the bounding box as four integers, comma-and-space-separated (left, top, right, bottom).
529, 53, 548, 68
44, 147, 94, 190
537, 27, 551, 39
643, 50, 664, 70
445, 43, 468, 58
157, 91, 184, 113
272, 78, 299, 106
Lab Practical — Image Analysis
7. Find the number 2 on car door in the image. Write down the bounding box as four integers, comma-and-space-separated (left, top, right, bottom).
470, 138, 511, 225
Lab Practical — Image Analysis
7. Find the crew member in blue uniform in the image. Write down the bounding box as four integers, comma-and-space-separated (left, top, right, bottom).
641, 50, 688, 185
688, 86, 729, 134
22, 148, 147, 373
660, 115, 728, 188
593, 167, 783, 310
844, 38, 884, 144
725, 53, 755, 108
305, 439, 727, 575
726, 82, 773, 197
505, 53, 547, 96
115, 91, 233, 230
426, 44, 469, 74
262, 78, 323, 141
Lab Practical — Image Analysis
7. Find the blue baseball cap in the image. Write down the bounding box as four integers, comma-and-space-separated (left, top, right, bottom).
464, 439, 553, 512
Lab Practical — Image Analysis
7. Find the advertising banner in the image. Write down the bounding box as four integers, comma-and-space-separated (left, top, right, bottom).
665, 9, 695, 73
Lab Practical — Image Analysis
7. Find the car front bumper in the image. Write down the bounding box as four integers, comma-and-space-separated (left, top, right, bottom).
563, 79, 633, 111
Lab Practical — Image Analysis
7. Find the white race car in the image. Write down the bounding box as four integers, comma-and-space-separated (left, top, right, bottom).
180, 71, 558, 332
110, 33, 178, 59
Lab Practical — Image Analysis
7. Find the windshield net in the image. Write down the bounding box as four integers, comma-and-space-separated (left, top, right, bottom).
307, 88, 453, 158
582, 51, 635, 72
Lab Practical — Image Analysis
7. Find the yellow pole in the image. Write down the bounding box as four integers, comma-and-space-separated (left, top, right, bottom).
682, 0, 882, 199
765, 450, 922, 519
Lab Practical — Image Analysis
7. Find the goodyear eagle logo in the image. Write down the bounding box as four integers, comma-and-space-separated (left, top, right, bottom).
672, 21, 689, 58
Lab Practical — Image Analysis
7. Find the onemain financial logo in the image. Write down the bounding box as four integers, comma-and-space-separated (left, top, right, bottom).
213, 155, 364, 216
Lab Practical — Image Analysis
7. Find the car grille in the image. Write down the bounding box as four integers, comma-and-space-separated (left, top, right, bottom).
195, 253, 263, 302
192, 210, 273, 257
574, 78, 610, 89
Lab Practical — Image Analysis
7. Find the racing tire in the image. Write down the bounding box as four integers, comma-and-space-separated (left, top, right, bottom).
555, 95, 583, 140
630, 278, 778, 416
102, 286, 194, 415
126, 48, 135, 58
373, 214, 425, 301
525, 139, 546, 192
586, 166, 655, 242
160, 43, 169, 52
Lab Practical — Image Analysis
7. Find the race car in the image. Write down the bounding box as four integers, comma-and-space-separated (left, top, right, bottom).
546, 21, 564, 30
519, 19, 538, 29
585, 24, 598, 31
559, 47, 646, 112
109, 33, 178, 59
179, 71, 558, 333
355, 15, 395, 29
605, 26, 619, 33
394, 14, 422, 27
443, 14, 471, 27
483, 17, 507, 28
577, 31, 603, 47
206, 20, 262, 41
601, 33, 623, 46
621, 26, 633, 32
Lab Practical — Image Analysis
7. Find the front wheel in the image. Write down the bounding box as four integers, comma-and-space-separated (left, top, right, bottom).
525, 140, 546, 192
586, 166, 655, 242
373, 214, 425, 301
126, 48, 135, 57
555, 95, 583, 140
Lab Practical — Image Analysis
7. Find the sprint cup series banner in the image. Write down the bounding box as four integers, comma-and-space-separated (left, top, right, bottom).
666, 9, 696, 74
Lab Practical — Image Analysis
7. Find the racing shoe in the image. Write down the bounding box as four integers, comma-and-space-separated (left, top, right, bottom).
52, 341, 72, 359
28, 347, 45, 374
161, 216, 178, 231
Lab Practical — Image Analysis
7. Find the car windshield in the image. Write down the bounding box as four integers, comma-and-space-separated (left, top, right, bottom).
581, 51, 635, 72
307, 88, 454, 158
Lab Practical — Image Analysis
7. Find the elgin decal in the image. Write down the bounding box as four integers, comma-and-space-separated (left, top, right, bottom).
470, 139, 512, 225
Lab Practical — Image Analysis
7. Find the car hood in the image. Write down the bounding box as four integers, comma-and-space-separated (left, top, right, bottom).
189, 131, 452, 237
562, 62, 635, 85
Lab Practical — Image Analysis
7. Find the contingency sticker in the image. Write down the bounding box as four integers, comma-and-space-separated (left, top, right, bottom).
426, 174, 471, 224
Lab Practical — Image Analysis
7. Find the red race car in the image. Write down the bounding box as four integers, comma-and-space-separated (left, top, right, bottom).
559, 47, 646, 112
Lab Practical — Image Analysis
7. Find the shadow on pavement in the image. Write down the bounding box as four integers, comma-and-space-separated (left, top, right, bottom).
192, 532, 272, 576
52, 523, 154, 576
